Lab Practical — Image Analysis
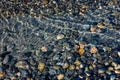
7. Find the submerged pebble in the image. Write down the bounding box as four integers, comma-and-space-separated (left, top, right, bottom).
57, 74, 64, 80
62, 63, 69, 69
41, 46, 48, 52
15, 61, 29, 69
0, 72, 5, 78
38, 62, 45, 71
90, 46, 98, 54
97, 23, 105, 29
78, 48, 85, 56
56, 34, 65, 40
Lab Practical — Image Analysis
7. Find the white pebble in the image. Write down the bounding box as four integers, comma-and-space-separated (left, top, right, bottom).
118, 52, 120, 57
56, 34, 64, 40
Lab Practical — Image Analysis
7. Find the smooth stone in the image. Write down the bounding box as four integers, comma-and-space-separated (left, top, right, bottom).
49, 69, 56, 75
56, 34, 65, 40
15, 61, 29, 69
3, 55, 13, 64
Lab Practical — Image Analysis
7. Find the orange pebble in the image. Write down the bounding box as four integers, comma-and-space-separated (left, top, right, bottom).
0, 72, 5, 78
78, 48, 85, 55
97, 23, 105, 28
90, 46, 98, 54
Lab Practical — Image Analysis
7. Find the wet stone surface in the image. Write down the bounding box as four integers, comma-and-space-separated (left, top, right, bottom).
0, 0, 120, 80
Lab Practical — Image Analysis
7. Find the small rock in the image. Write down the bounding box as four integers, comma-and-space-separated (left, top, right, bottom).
15, 61, 29, 69
78, 48, 85, 55
57, 74, 64, 80
63, 43, 70, 50
53, 66, 60, 70
62, 63, 69, 69
49, 69, 56, 75
98, 69, 105, 74
38, 62, 45, 71
106, 70, 111, 75
16, 72, 21, 77
27, 77, 33, 80
56, 34, 64, 40
114, 70, 120, 74
41, 0, 49, 5
73, 45, 79, 50
111, 62, 118, 67
110, 75, 116, 80
80, 64, 85, 68
20, 70, 28, 77
92, 64, 96, 68
118, 52, 120, 57
76, 65, 80, 70
97, 23, 105, 28
89, 65, 94, 70
85, 71, 91, 76
69, 65, 75, 70
82, 5, 88, 10
90, 26, 96, 32
86, 77, 90, 80
56, 62, 64, 66
104, 62, 109, 66
90, 46, 98, 54
3, 55, 13, 64
35, 50, 40, 56
115, 64, 120, 70
79, 42, 86, 49
96, 28, 101, 33
41, 46, 48, 52
108, 67, 114, 71
0, 72, 5, 78
74, 59, 81, 66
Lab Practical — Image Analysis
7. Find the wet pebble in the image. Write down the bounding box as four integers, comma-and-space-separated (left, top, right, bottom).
0, 72, 5, 78
90, 46, 98, 54
3, 55, 13, 64
110, 75, 116, 80
56, 34, 65, 40
35, 50, 40, 56
85, 70, 92, 77
53, 66, 60, 70
15, 61, 29, 69
90, 26, 96, 32
114, 64, 120, 70
16, 72, 21, 77
49, 69, 56, 75
114, 70, 120, 74
69, 64, 75, 70
57, 74, 64, 80
74, 59, 81, 66
97, 23, 105, 29
78, 48, 85, 56
118, 52, 120, 57
41, 46, 48, 52
98, 68, 105, 74
56, 62, 64, 66
62, 63, 69, 69
111, 62, 118, 68
80, 63, 85, 68
41, 0, 49, 5
108, 67, 114, 71
19, 70, 28, 77
38, 62, 45, 71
